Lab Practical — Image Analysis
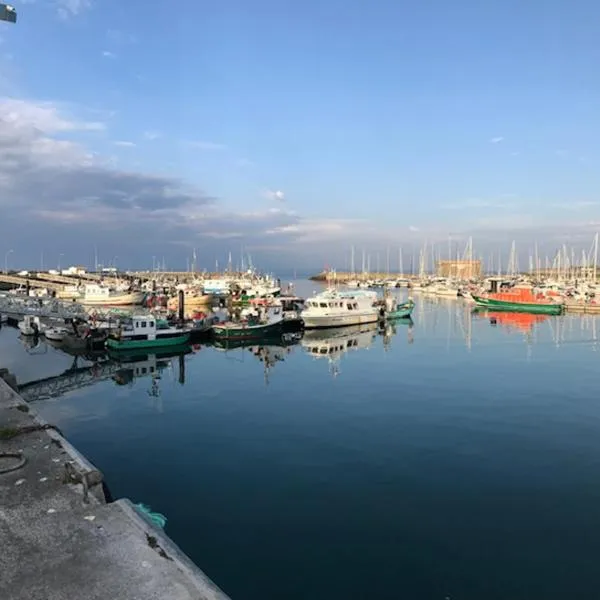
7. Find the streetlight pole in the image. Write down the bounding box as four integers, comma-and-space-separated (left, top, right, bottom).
4, 249, 13, 274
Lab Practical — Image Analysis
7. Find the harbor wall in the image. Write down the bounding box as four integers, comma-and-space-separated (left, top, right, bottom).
0, 374, 231, 600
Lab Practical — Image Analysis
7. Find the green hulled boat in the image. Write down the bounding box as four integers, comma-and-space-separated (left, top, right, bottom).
212, 318, 286, 341
471, 295, 564, 315
106, 315, 190, 350
386, 299, 415, 319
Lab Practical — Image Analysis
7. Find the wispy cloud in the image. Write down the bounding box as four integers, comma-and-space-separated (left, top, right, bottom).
143, 130, 161, 141
263, 189, 285, 202
114, 141, 135, 148
102, 50, 116, 59
185, 140, 226, 151
56, 0, 92, 20
1, 97, 105, 132
408, 225, 419, 232
489, 136, 504, 144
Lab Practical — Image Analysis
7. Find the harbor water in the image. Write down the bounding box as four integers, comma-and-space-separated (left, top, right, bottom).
2, 279, 600, 599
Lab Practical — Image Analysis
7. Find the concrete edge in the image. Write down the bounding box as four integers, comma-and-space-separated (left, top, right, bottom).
1, 379, 101, 478
116, 498, 231, 600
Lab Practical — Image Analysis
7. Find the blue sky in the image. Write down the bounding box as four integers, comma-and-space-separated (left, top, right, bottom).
1, 0, 599, 272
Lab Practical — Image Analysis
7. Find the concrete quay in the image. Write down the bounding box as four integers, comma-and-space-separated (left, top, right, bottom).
0, 375, 230, 600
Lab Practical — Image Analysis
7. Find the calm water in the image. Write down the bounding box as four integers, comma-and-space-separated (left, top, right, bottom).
3, 280, 600, 599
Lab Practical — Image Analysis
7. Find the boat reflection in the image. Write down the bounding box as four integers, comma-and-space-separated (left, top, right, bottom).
212, 332, 303, 384
379, 318, 414, 350
301, 323, 379, 377
474, 310, 549, 335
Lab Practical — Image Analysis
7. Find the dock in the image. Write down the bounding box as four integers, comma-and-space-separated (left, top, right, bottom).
0, 375, 231, 600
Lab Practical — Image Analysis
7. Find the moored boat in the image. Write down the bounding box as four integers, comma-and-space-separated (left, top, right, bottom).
44, 326, 70, 342
471, 289, 564, 315
385, 298, 415, 319
80, 284, 144, 306
18, 315, 44, 336
301, 289, 379, 329
212, 318, 286, 341
106, 315, 190, 350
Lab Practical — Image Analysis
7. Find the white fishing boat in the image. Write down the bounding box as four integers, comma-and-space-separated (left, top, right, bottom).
44, 326, 70, 342
18, 315, 44, 336
301, 289, 379, 329
56, 284, 82, 300
167, 287, 213, 310
80, 284, 144, 306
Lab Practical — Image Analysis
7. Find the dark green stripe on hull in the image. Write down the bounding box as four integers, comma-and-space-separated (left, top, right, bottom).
471, 295, 564, 315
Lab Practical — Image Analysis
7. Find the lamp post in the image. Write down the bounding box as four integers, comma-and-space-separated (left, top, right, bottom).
4, 249, 13, 274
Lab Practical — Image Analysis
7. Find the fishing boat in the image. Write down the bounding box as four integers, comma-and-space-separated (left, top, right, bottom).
385, 298, 415, 319
18, 315, 44, 336
44, 326, 70, 342
471, 286, 564, 315
106, 315, 190, 350
212, 318, 286, 341
80, 284, 145, 307
301, 289, 379, 329
166, 288, 212, 310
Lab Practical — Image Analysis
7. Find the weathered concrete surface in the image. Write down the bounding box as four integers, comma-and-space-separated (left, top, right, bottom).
0, 378, 230, 600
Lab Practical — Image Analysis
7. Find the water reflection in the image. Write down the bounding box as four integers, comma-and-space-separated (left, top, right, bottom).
7, 295, 600, 403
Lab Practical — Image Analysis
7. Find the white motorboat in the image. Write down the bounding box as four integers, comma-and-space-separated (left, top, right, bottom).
301, 289, 379, 329
44, 326, 70, 342
0, 314, 7, 325
18, 315, 44, 336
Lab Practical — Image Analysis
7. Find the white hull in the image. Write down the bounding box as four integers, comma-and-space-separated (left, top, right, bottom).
302, 312, 379, 329
18, 324, 37, 336
44, 327, 69, 342
80, 291, 145, 306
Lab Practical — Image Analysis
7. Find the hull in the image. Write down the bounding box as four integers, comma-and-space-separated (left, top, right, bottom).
106, 332, 190, 350
387, 301, 415, 319
81, 292, 145, 306
44, 328, 68, 341
471, 295, 564, 315
167, 294, 213, 310
302, 312, 379, 329
212, 320, 285, 340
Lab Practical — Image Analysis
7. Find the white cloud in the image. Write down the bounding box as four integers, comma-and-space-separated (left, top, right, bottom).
489, 136, 504, 144
102, 51, 116, 59
263, 189, 285, 202
0, 97, 105, 133
114, 141, 136, 148
408, 225, 419, 232
143, 130, 161, 141
56, 0, 92, 19
185, 140, 227, 151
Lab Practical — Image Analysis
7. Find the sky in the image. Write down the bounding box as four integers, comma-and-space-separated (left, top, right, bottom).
1, 0, 600, 273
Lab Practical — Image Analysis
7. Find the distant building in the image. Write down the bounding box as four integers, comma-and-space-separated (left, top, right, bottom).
437, 259, 482, 279
61, 266, 87, 276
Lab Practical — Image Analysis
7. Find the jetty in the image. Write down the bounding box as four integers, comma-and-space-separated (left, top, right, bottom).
0, 374, 230, 600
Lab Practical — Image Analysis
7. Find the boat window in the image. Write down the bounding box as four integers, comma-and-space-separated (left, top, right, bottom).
149, 322, 154, 328
347, 303, 353, 310
319, 302, 328, 308
353, 303, 358, 309
141, 321, 147, 328
319, 348, 328, 354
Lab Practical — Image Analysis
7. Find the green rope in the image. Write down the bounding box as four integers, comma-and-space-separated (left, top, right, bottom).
135, 503, 167, 528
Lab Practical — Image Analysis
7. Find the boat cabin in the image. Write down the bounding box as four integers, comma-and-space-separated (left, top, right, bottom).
305, 299, 360, 311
